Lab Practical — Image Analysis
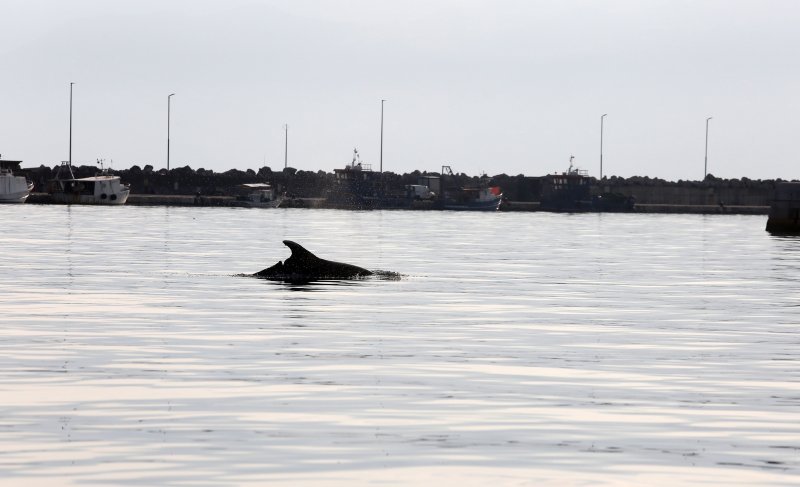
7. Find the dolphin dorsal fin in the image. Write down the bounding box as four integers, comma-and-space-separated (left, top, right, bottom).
283, 240, 317, 260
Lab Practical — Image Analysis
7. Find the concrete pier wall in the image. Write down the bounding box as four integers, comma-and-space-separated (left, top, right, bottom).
595, 184, 773, 206
766, 182, 800, 233
26, 192, 769, 214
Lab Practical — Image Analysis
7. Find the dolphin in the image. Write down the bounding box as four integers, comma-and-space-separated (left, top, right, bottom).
254, 240, 373, 282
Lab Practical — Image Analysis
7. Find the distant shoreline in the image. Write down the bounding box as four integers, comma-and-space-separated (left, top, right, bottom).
15, 163, 788, 210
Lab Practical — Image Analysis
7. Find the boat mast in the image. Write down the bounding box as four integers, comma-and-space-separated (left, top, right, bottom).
284, 124, 288, 169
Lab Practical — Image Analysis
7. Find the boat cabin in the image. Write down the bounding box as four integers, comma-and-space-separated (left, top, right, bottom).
236, 183, 280, 204
537, 167, 592, 211
0, 159, 24, 171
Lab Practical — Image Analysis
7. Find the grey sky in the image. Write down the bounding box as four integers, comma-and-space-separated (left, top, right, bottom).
2, 0, 798, 180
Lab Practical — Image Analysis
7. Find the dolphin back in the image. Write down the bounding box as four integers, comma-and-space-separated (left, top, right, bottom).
254, 240, 373, 281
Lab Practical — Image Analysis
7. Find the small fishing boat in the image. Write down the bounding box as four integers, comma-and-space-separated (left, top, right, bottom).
0, 159, 34, 203
325, 149, 373, 209
537, 157, 634, 212
46, 84, 130, 205
440, 166, 503, 211
442, 186, 503, 211
235, 183, 283, 208
46, 162, 130, 205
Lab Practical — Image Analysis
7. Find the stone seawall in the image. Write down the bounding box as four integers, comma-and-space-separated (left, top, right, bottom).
595, 184, 772, 206
633, 204, 768, 214
26, 192, 768, 214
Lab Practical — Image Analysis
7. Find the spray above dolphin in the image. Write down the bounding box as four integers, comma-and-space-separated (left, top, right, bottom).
253, 240, 375, 282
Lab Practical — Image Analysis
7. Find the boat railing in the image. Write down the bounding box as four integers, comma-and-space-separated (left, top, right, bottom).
567, 168, 589, 176
345, 163, 372, 172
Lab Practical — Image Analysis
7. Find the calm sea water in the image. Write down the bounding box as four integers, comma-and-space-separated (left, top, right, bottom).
1, 205, 798, 486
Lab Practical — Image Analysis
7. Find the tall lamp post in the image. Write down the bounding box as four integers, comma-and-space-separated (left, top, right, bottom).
704, 116, 712, 179
68, 82, 75, 166
167, 93, 175, 171
284, 124, 288, 169
379, 99, 385, 173
600, 113, 607, 180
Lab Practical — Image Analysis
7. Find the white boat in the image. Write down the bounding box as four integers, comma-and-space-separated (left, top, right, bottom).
442, 186, 503, 211
46, 84, 130, 205
0, 160, 34, 203
440, 166, 503, 211
235, 183, 283, 208
46, 162, 130, 205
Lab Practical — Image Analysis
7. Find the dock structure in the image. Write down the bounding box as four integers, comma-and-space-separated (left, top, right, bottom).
766, 182, 800, 233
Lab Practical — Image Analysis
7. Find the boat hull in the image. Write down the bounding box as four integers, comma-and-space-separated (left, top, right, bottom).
0, 177, 33, 204
49, 190, 130, 205
442, 197, 502, 211
239, 198, 283, 209
47, 175, 130, 205
0, 190, 33, 203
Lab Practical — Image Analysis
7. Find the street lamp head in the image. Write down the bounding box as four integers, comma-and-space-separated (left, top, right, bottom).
706, 116, 712, 121
602, 113, 607, 117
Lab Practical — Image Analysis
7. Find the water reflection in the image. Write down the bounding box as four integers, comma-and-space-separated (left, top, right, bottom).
252, 277, 367, 290
65, 205, 74, 282
0, 209, 798, 486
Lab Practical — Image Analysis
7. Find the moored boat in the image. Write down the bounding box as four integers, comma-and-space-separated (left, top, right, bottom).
325, 148, 409, 209
440, 166, 502, 211
536, 157, 634, 212
235, 183, 283, 208
46, 84, 130, 205
46, 162, 130, 205
0, 159, 34, 203
442, 186, 503, 211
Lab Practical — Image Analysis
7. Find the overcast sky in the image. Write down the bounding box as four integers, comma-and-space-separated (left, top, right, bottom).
2, 0, 798, 180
